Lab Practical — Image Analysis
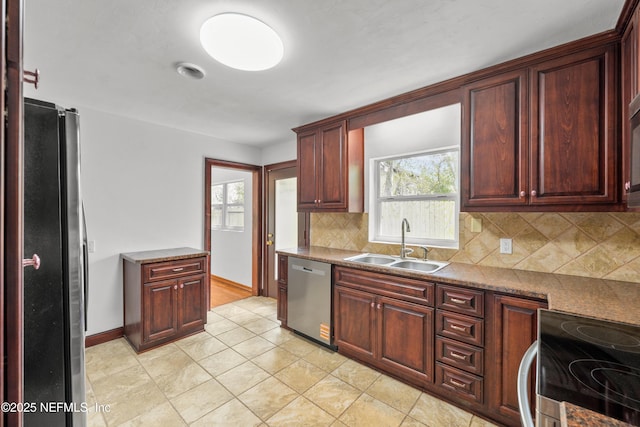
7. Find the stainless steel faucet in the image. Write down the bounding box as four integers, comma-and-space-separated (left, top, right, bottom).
400, 218, 413, 259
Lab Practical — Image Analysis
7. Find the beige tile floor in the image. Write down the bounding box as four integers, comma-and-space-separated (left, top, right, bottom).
85, 296, 499, 427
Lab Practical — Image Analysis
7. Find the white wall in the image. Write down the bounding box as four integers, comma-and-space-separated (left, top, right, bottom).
261, 140, 296, 165
78, 106, 261, 335
210, 168, 252, 287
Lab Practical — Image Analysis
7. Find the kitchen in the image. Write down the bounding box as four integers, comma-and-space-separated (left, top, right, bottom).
3, 0, 640, 426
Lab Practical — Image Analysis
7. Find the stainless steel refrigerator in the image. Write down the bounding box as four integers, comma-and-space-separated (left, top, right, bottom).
23, 98, 87, 427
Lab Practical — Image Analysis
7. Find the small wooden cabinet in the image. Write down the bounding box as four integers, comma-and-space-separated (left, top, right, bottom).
462, 44, 618, 210
277, 254, 288, 327
123, 248, 208, 353
295, 120, 364, 212
334, 267, 435, 385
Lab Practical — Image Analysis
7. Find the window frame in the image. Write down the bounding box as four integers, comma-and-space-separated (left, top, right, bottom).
211, 179, 245, 232
369, 146, 460, 249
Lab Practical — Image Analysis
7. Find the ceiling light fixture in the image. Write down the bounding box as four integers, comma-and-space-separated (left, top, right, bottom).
176, 62, 206, 79
199, 13, 284, 71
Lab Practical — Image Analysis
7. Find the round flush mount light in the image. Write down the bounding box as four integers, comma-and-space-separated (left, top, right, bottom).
199, 13, 284, 71
176, 62, 206, 79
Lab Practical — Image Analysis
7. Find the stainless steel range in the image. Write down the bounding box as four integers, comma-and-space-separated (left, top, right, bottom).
527, 309, 640, 426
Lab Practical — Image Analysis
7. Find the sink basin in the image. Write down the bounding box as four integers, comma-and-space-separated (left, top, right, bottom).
388, 259, 449, 273
345, 254, 449, 273
344, 254, 396, 265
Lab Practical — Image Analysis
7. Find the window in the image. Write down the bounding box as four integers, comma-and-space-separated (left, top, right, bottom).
371, 147, 459, 248
211, 180, 245, 231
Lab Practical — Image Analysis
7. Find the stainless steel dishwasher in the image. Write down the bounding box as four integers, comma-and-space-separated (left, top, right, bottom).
287, 257, 334, 349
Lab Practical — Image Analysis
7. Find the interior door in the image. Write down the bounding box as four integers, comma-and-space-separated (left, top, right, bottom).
265, 161, 307, 298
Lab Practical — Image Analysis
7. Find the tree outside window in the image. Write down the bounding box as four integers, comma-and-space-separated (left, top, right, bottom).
212, 180, 245, 231
372, 147, 459, 248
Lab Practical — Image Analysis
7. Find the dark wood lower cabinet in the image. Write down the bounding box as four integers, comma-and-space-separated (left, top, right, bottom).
486, 294, 547, 425
123, 253, 208, 353
332, 266, 546, 427
334, 268, 435, 384
276, 255, 288, 327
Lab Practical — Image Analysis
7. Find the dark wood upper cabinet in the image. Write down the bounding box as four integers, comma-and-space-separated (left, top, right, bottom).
462, 44, 618, 210
530, 45, 617, 206
295, 121, 364, 212
462, 70, 529, 207
622, 3, 640, 209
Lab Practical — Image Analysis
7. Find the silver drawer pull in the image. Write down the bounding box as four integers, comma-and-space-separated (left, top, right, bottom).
450, 297, 466, 305
172, 267, 184, 272
450, 351, 467, 360
450, 378, 466, 388
450, 324, 466, 332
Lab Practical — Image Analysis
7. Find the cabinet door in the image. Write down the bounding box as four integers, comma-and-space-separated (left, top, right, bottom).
297, 130, 318, 210
622, 13, 638, 205
317, 122, 347, 209
334, 285, 376, 360
177, 274, 206, 332
378, 296, 434, 383
487, 294, 546, 422
530, 45, 617, 205
277, 255, 288, 325
143, 279, 178, 343
462, 70, 528, 208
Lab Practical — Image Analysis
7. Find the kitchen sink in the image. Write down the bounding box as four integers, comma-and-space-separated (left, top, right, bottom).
344, 254, 397, 265
345, 254, 449, 273
388, 259, 449, 273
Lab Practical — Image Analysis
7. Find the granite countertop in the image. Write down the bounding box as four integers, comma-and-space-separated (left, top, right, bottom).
277, 246, 640, 326
561, 402, 634, 427
121, 247, 209, 264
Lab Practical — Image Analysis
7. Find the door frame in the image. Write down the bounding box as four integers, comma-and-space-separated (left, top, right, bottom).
204, 158, 262, 306
4, 1, 25, 425
264, 160, 309, 298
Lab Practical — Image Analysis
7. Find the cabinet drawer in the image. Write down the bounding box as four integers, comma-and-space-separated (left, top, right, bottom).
436, 362, 483, 404
334, 266, 434, 306
436, 310, 484, 347
436, 336, 483, 375
437, 285, 484, 317
143, 257, 206, 282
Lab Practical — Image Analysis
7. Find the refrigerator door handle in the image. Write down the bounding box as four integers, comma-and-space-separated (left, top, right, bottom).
518, 340, 538, 427
23, 254, 41, 270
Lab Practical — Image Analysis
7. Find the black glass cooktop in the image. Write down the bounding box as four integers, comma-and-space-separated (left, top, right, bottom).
538, 309, 640, 426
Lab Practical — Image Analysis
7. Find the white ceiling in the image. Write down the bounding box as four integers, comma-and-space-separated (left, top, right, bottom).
23, 0, 625, 148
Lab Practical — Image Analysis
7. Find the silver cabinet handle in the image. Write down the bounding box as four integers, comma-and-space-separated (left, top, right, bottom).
519, 191, 526, 197
450, 297, 466, 305
450, 378, 466, 388
173, 285, 178, 290
377, 303, 381, 310
450, 324, 466, 332
172, 267, 184, 272
23, 254, 41, 270
450, 351, 467, 360
180, 284, 184, 289
531, 190, 537, 197
625, 181, 631, 191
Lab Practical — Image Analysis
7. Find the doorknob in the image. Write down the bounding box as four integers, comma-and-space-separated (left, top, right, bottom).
23, 254, 41, 270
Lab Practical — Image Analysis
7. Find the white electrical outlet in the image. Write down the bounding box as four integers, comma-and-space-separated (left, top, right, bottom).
88, 240, 96, 253
500, 238, 512, 254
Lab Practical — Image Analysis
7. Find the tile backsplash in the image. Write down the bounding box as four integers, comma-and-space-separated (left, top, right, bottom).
310, 212, 640, 283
